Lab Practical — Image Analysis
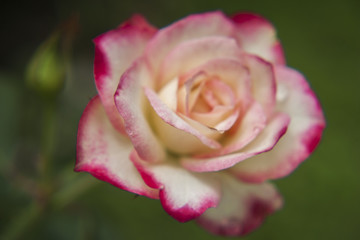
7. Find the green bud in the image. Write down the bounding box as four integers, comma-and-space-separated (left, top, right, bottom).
25, 15, 78, 97
26, 32, 65, 97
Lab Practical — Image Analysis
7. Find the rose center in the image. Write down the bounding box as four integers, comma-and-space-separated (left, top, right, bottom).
178, 73, 236, 129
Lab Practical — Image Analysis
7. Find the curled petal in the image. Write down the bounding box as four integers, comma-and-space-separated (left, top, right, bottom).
209, 102, 267, 158
213, 108, 241, 133
94, 14, 157, 134
230, 66, 325, 182
114, 59, 166, 162
245, 54, 277, 116
191, 106, 240, 132
232, 13, 286, 65
181, 112, 290, 172
75, 96, 159, 199
145, 87, 221, 154
131, 151, 221, 222
196, 175, 282, 236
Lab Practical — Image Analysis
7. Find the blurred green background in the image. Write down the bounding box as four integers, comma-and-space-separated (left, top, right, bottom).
1, 0, 359, 239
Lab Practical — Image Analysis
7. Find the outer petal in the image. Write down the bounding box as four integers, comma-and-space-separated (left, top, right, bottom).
114, 59, 166, 162
94, 14, 157, 134
131, 151, 221, 222
181, 112, 290, 172
196, 175, 282, 236
145, 11, 235, 82
232, 13, 286, 65
230, 66, 325, 182
75, 96, 159, 199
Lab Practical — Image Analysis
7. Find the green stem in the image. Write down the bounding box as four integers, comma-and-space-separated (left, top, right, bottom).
51, 174, 99, 210
1, 202, 42, 240
39, 99, 56, 186
1, 173, 99, 239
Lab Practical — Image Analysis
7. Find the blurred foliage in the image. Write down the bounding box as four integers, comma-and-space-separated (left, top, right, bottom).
1, 0, 359, 239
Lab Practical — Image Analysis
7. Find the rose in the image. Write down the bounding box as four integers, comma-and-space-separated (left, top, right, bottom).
76, 11, 325, 236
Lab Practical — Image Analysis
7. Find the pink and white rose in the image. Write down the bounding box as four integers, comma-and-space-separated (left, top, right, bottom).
76, 12, 325, 236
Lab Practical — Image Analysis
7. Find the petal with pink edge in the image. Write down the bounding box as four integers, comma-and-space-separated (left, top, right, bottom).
232, 13, 286, 65
181, 112, 290, 172
230, 66, 325, 183
131, 151, 221, 222
94, 14, 156, 134
75, 96, 159, 199
114, 59, 166, 163
196, 175, 282, 236
145, 11, 235, 78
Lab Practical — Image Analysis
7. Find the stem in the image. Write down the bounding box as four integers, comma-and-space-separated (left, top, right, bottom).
1, 99, 58, 240
51, 174, 99, 210
1, 173, 99, 239
39, 99, 56, 186
1, 202, 42, 240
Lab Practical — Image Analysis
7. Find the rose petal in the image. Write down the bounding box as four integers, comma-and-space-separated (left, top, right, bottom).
144, 87, 221, 154
230, 66, 325, 182
145, 11, 235, 81
131, 151, 221, 222
158, 36, 242, 88
181, 112, 290, 172
194, 56, 277, 156
196, 175, 282, 236
189, 78, 239, 130
94, 14, 157, 134
75, 96, 159, 199
197, 102, 267, 158
232, 13, 286, 65
158, 77, 178, 110
191, 106, 238, 131
245, 54, 277, 116
181, 72, 207, 115
213, 107, 241, 133
179, 58, 253, 110
114, 59, 166, 162
203, 78, 236, 107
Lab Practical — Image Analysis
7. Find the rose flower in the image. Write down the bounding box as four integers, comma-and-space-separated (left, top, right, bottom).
76, 11, 325, 236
